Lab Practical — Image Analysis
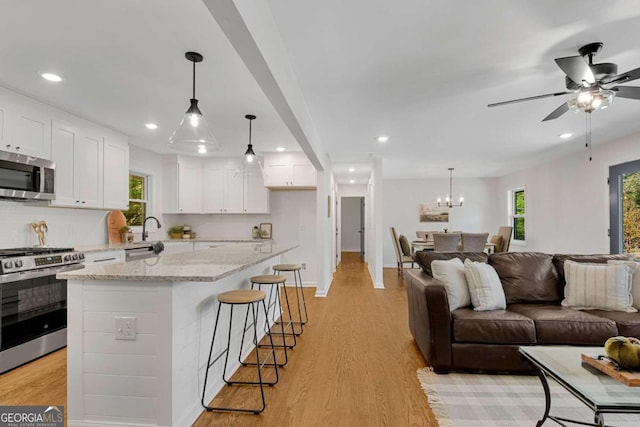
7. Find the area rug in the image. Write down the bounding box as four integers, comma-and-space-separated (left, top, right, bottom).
417, 368, 640, 426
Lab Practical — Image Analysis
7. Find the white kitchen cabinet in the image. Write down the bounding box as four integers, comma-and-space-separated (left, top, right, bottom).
263, 152, 316, 189
0, 103, 7, 151
50, 121, 103, 208
83, 250, 125, 265
203, 160, 245, 213
162, 241, 194, 254
103, 135, 129, 209
163, 155, 203, 213
244, 168, 270, 213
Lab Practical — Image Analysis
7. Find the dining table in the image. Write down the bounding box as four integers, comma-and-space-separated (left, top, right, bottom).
411, 240, 496, 254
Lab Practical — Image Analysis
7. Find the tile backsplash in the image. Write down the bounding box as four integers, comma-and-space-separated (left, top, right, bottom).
0, 200, 108, 248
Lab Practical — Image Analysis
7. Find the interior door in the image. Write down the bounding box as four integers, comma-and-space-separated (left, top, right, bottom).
609, 159, 640, 255
359, 197, 365, 261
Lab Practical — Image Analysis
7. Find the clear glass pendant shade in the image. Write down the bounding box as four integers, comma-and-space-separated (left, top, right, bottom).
168, 99, 219, 154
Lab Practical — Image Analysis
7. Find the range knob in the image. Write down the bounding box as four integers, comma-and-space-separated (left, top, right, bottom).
3, 260, 13, 269
72, 254, 79, 260
14, 260, 23, 268
79, 253, 85, 260
64, 255, 72, 262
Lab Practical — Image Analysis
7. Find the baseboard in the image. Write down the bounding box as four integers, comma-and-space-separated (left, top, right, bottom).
283, 281, 317, 288
374, 281, 385, 289
315, 288, 328, 297
69, 420, 167, 427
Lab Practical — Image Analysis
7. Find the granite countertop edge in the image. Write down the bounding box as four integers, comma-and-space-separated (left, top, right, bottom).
59, 243, 296, 282
76, 239, 271, 253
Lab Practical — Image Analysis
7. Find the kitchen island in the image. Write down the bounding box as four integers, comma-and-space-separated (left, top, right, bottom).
58, 241, 297, 427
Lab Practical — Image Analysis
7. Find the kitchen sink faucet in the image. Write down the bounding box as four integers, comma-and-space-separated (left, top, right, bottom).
142, 216, 161, 241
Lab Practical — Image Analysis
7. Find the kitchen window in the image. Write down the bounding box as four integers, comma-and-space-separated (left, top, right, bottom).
510, 187, 526, 242
122, 173, 149, 226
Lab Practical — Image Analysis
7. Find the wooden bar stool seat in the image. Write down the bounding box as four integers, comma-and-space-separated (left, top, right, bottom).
201, 289, 278, 414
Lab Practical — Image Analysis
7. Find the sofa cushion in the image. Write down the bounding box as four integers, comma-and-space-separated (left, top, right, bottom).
431, 258, 471, 310
464, 259, 506, 311
413, 251, 488, 276
489, 252, 561, 304
452, 307, 536, 344
553, 253, 631, 287
584, 310, 640, 337
609, 260, 640, 309
562, 260, 635, 312
508, 304, 617, 345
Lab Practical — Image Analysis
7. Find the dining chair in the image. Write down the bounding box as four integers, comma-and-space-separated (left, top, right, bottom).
461, 232, 489, 252
432, 233, 460, 252
495, 226, 513, 252
389, 227, 415, 274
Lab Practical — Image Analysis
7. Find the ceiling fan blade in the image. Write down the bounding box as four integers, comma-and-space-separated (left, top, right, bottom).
605, 67, 640, 85
555, 56, 595, 85
488, 91, 572, 108
542, 102, 569, 122
615, 86, 640, 100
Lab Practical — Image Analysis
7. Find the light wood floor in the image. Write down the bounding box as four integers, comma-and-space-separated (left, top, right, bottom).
0, 253, 437, 426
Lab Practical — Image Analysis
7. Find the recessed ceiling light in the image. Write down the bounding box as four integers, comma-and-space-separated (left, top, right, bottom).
377, 135, 389, 143
276, 146, 285, 152
145, 123, 158, 130
41, 73, 63, 82
348, 167, 355, 172
349, 179, 355, 184
559, 133, 572, 139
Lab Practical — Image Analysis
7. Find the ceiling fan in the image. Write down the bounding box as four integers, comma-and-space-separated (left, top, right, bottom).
488, 42, 640, 121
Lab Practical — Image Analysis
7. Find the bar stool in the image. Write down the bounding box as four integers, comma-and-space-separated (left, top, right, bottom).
273, 264, 308, 335
201, 289, 278, 414
245, 275, 296, 359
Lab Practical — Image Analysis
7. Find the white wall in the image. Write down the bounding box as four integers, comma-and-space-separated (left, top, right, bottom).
497, 131, 640, 254
382, 177, 500, 267
341, 197, 361, 252
164, 190, 318, 285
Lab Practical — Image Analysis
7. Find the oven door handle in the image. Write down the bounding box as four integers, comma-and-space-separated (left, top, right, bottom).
0, 264, 84, 283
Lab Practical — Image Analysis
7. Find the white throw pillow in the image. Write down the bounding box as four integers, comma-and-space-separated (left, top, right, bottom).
431, 258, 471, 310
562, 260, 636, 312
463, 258, 506, 311
608, 260, 640, 310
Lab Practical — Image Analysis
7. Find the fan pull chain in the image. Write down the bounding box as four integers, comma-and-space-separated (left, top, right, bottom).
585, 112, 593, 162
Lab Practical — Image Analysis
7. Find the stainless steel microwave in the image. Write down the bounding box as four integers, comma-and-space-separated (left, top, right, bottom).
0, 150, 55, 201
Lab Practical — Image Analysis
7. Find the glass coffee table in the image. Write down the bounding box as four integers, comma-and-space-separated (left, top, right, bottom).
520, 346, 640, 426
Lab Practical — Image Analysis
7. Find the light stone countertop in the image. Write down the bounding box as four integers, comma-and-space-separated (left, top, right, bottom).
59, 242, 296, 282
75, 239, 269, 253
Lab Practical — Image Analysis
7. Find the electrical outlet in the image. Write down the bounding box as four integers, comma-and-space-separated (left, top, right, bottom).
114, 316, 137, 340
301, 263, 307, 270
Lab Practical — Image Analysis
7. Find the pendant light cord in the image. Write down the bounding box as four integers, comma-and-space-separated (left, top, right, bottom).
449, 169, 453, 205
192, 60, 196, 100
249, 117, 252, 145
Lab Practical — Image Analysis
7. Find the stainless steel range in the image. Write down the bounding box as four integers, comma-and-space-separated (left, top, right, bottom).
0, 247, 84, 373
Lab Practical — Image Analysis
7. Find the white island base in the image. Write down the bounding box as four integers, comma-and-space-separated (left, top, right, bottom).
62, 243, 295, 426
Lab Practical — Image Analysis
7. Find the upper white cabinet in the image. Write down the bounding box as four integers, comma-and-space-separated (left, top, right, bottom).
51, 121, 103, 208
165, 156, 270, 214
10, 105, 52, 159
103, 135, 129, 209
0, 92, 52, 159
163, 155, 203, 213
203, 159, 267, 214
263, 152, 316, 189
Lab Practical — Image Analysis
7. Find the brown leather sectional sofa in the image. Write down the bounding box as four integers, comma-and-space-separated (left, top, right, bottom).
403, 251, 638, 373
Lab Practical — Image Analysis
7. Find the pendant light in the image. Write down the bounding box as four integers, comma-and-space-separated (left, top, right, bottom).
437, 168, 464, 208
169, 51, 219, 154
244, 114, 256, 163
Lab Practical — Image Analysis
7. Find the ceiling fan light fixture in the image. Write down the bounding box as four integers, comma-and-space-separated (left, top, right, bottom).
169, 51, 220, 154
568, 88, 615, 113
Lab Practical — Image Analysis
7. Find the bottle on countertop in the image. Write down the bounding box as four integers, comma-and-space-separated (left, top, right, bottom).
252, 226, 261, 239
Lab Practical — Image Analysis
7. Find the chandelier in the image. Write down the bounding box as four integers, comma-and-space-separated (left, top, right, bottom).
437, 168, 463, 208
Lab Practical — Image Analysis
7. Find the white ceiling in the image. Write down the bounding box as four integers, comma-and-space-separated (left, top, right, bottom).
1, 1, 640, 184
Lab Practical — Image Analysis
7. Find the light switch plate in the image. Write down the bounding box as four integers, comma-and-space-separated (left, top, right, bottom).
114, 316, 137, 340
